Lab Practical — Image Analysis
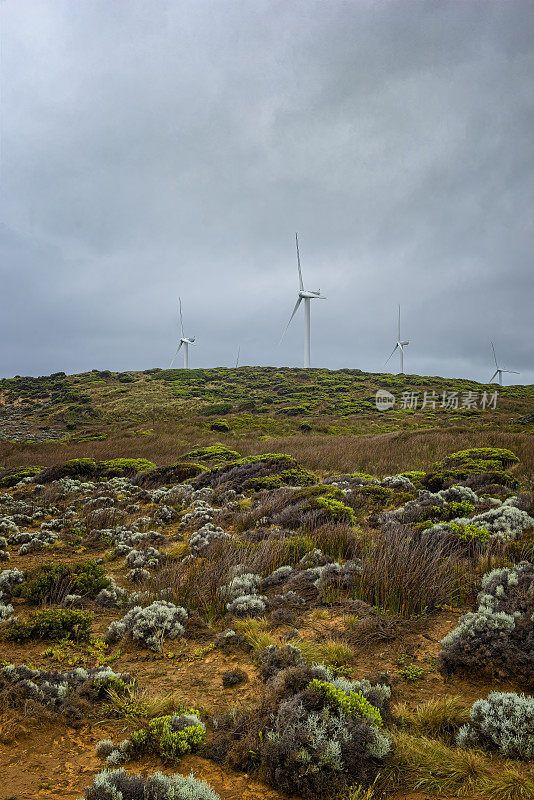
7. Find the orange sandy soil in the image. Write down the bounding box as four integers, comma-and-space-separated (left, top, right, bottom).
0, 604, 520, 800
0, 490, 528, 800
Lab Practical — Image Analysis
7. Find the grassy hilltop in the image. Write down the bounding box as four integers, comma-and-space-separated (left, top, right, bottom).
1, 366, 533, 480
0, 367, 533, 800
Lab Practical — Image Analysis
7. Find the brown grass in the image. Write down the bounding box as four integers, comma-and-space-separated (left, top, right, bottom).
354, 525, 457, 617
2, 425, 533, 483
383, 730, 534, 800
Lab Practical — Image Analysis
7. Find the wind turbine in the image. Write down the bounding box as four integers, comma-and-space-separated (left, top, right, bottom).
385, 304, 410, 374
279, 233, 326, 368
169, 297, 195, 369
489, 342, 520, 385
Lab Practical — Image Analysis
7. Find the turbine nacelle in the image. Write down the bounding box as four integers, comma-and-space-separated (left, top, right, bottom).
181, 337, 196, 345
489, 342, 520, 385
299, 290, 326, 300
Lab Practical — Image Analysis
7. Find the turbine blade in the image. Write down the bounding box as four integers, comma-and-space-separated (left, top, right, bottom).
279, 296, 302, 344
385, 344, 399, 366
491, 341, 498, 368
504, 370, 520, 374
398, 304, 401, 341
295, 233, 304, 291
489, 370, 499, 383
170, 341, 183, 367
179, 297, 184, 338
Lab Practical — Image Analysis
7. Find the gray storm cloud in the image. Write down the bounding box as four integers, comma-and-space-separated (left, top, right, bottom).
1, 0, 532, 382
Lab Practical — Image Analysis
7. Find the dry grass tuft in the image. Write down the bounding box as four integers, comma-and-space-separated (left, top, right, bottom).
479, 768, 534, 800
393, 696, 470, 741
291, 636, 354, 668
233, 617, 279, 653
387, 730, 490, 794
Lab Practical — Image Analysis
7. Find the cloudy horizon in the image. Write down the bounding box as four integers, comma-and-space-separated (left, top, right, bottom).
1, 0, 533, 384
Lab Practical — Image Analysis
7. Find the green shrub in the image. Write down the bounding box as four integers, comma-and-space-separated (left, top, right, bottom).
278, 467, 316, 487
99, 458, 156, 477
15, 561, 109, 604
36, 458, 98, 482
425, 467, 519, 492
424, 448, 520, 491
358, 485, 393, 506
400, 471, 426, 487
448, 523, 491, 544
238, 399, 257, 411
0, 466, 44, 487
349, 471, 379, 482
245, 467, 316, 491
4, 609, 92, 642
292, 484, 345, 503
312, 496, 357, 524
308, 679, 383, 726
441, 448, 520, 469
428, 501, 475, 521
236, 453, 296, 467
181, 445, 241, 463
209, 419, 230, 432
131, 711, 205, 761
245, 474, 285, 490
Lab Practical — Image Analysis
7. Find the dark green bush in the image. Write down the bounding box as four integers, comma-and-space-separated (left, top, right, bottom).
15, 561, 109, 604
36, 458, 98, 482
424, 448, 520, 491
4, 609, 93, 642
427, 500, 475, 521
441, 448, 520, 469
0, 465, 44, 487
209, 419, 230, 432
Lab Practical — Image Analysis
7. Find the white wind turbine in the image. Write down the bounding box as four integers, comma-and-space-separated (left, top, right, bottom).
169, 297, 195, 369
489, 342, 520, 385
279, 233, 326, 368
385, 304, 410, 374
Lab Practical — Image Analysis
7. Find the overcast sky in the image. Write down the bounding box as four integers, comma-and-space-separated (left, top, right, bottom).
1, 0, 533, 384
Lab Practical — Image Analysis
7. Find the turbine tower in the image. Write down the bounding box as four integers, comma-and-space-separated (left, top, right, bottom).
385, 304, 410, 374
169, 297, 195, 369
489, 342, 520, 385
279, 233, 326, 368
